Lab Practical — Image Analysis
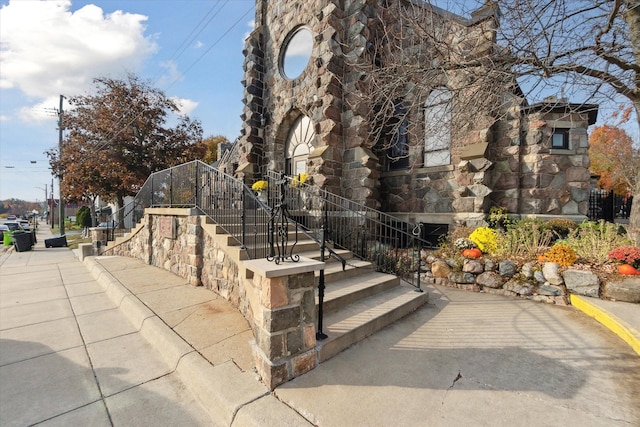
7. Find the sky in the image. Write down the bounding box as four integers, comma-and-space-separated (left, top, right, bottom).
0, 0, 255, 202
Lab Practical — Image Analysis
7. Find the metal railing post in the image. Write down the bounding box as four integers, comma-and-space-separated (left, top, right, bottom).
412, 223, 424, 293
316, 201, 328, 340
169, 167, 173, 206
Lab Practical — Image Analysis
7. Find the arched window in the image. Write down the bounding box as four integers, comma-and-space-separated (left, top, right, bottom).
424, 87, 452, 167
285, 115, 315, 176
386, 101, 409, 171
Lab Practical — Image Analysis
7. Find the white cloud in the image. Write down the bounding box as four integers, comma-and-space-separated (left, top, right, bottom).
244, 20, 255, 41
156, 60, 184, 88
0, 115, 8, 122
18, 96, 65, 123
170, 97, 198, 116
193, 41, 204, 49
0, 0, 157, 99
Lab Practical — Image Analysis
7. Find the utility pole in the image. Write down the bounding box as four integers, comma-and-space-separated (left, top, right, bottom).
58, 95, 65, 235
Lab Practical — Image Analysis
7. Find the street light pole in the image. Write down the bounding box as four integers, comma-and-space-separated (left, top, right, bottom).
58, 95, 65, 235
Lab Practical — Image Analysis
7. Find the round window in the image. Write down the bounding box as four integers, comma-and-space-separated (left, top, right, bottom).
280, 27, 314, 80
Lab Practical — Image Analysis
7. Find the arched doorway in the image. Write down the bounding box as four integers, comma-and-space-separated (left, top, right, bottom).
285, 115, 315, 176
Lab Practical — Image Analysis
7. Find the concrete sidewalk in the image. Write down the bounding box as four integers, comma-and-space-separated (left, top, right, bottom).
2, 223, 640, 426
0, 224, 218, 426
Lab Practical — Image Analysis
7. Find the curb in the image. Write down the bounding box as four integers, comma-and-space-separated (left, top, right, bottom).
570, 295, 640, 357
81, 256, 309, 426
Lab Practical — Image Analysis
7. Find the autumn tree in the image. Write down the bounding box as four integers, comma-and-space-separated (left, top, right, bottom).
201, 135, 230, 164
48, 73, 204, 226
589, 125, 639, 195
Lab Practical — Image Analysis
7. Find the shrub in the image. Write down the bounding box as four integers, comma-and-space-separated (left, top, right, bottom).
542, 218, 578, 239
486, 206, 514, 230
608, 246, 640, 269
540, 244, 578, 266
559, 220, 631, 265
469, 227, 498, 254
496, 218, 553, 257
76, 206, 92, 228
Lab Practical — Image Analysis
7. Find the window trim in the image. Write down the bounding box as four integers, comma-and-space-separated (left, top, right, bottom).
423, 87, 452, 168
551, 128, 570, 149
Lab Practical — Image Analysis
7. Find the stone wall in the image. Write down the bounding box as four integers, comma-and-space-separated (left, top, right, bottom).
101, 208, 325, 389
424, 255, 640, 304
231, 0, 596, 230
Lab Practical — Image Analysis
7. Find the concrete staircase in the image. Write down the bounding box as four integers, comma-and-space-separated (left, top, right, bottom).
208, 215, 429, 363
296, 248, 429, 362
107, 212, 429, 364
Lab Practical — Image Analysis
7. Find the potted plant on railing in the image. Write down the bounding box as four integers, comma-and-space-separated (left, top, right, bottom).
251, 180, 269, 202
291, 173, 309, 187
608, 246, 640, 275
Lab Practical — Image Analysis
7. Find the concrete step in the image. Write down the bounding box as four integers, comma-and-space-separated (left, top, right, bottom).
320, 271, 399, 312
316, 259, 375, 285
316, 284, 428, 363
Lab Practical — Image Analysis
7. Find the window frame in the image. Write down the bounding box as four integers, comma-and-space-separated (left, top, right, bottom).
423, 87, 452, 168
551, 128, 570, 149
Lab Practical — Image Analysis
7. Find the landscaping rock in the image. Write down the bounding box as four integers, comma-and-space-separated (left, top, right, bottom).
431, 261, 451, 278
445, 257, 461, 269
542, 262, 563, 285
484, 259, 496, 271
463, 259, 484, 274
449, 272, 476, 284
476, 271, 503, 288
562, 269, 600, 298
499, 260, 516, 277
503, 280, 534, 296
537, 283, 564, 296
534, 270, 546, 284
521, 262, 534, 279
602, 277, 640, 303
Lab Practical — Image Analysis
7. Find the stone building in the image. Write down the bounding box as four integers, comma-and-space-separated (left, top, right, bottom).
227, 0, 598, 231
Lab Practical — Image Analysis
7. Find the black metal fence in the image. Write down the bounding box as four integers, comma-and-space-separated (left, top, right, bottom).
109, 161, 435, 290
588, 189, 632, 222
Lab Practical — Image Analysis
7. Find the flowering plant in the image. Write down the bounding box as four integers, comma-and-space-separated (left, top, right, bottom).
291, 173, 309, 187
454, 238, 476, 251
251, 180, 268, 192
540, 244, 577, 267
608, 246, 640, 269
469, 227, 498, 254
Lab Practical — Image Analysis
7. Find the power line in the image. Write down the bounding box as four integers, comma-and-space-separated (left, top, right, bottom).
91, 2, 253, 154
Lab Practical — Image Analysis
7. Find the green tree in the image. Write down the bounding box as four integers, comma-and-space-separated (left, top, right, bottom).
48, 73, 204, 226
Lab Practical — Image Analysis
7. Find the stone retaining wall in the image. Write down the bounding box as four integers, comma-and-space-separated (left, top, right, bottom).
423, 255, 640, 304
100, 208, 325, 389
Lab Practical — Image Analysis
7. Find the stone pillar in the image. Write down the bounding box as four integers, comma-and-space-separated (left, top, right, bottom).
242, 258, 324, 390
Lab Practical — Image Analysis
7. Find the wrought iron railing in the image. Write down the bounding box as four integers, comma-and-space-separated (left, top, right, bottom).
109, 161, 436, 290
264, 171, 434, 290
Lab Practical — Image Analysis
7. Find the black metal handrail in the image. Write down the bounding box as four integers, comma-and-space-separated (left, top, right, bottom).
109, 161, 433, 290
265, 171, 433, 290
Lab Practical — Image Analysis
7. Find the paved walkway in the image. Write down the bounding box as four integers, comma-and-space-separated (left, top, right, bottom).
0, 225, 216, 426
1, 223, 639, 426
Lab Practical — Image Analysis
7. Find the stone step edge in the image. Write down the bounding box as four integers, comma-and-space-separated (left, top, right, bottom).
316, 286, 429, 363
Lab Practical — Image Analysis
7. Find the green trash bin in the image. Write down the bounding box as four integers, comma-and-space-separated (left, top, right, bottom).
3, 231, 13, 246
11, 231, 32, 252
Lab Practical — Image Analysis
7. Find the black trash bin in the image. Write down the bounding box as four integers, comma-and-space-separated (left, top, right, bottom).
12, 231, 33, 252
45, 235, 67, 248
